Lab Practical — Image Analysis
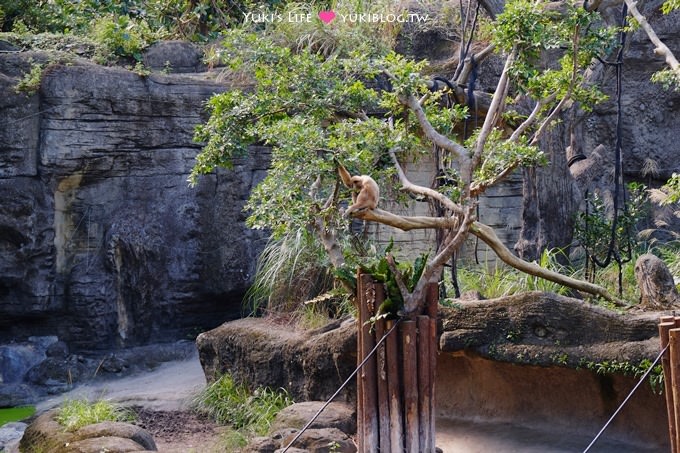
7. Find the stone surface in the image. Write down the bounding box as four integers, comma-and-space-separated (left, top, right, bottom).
0, 53, 269, 350
197, 317, 357, 403
635, 253, 680, 309
438, 291, 661, 367
0, 421, 27, 452
270, 401, 356, 435
281, 428, 356, 453
199, 292, 669, 449
19, 409, 157, 452
74, 421, 157, 450
142, 41, 206, 73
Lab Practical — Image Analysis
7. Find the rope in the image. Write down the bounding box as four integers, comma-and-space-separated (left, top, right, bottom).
582, 344, 668, 453
281, 319, 401, 453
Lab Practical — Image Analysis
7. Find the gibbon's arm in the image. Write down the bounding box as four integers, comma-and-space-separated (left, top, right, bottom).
336, 160, 354, 189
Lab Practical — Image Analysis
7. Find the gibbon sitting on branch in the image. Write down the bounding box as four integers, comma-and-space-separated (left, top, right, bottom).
337, 161, 380, 217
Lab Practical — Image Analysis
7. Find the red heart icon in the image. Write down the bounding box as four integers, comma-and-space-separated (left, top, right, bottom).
318, 10, 336, 24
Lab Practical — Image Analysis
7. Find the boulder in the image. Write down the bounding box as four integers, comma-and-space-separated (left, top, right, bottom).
280, 428, 356, 453
197, 317, 357, 402
142, 41, 205, 73
270, 402, 356, 435
19, 409, 157, 452
635, 253, 680, 309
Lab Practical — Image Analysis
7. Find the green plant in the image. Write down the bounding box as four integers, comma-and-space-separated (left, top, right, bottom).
581, 358, 665, 394
91, 14, 160, 62
55, 399, 134, 432
15, 62, 44, 95
193, 374, 293, 436
574, 183, 649, 274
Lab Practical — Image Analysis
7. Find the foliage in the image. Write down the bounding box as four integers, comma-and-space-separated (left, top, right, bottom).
0, 0, 279, 40
662, 0, 680, 15
266, 0, 402, 58
662, 173, 680, 205
0, 406, 35, 426
91, 14, 162, 62
492, 0, 613, 104
581, 358, 665, 394
193, 374, 293, 436
651, 69, 680, 92
573, 182, 649, 272
355, 244, 428, 319
190, 0, 620, 310
14, 62, 44, 95
55, 399, 134, 432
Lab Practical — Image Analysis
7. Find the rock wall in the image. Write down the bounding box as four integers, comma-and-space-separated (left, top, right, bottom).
0, 49, 269, 350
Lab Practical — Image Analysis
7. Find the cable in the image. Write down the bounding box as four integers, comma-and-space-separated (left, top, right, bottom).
281, 319, 401, 453
582, 344, 668, 453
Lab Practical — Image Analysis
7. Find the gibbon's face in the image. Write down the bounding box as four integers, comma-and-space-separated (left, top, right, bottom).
350, 176, 364, 189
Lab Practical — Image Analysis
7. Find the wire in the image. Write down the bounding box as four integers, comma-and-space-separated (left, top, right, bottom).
582, 344, 668, 453
281, 319, 401, 453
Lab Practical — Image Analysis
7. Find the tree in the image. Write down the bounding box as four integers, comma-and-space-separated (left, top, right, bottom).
191, 0, 625, 314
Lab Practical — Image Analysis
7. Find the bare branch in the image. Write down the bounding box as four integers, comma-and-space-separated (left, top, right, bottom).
470, 221, 625, 305
402, 94, 473, 185
508, 93, 557, 143
471, 47, 517, 171
625, 0, 680, 73
456, 43, 496, 86
388, 148, 463, 215
353, 208, 459, 231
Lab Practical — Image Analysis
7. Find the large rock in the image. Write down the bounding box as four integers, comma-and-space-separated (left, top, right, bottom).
0, 53, 269, 350
197, 317, 357, 402
270, 402, 356, 435
19, 410, 157, 452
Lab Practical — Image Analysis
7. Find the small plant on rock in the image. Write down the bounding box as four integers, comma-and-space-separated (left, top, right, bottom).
55, 399, 134, 432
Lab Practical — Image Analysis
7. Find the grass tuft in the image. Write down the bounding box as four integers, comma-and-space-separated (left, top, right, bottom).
55, 399, 134, 432
192, 374, 293, 437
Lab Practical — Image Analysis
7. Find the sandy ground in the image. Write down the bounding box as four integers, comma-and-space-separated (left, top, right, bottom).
37, 352, 207, 413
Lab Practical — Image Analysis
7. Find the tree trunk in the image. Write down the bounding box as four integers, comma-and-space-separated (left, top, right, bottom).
515, 120, 579, 261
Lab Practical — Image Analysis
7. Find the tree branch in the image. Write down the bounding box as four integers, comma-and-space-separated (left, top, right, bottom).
402, 94, 472, 186
625, 0, 680, 73
388, 148, 463, 215
471, 47, 517, 173
470, 221, 625, 305
353, 208, 460, 231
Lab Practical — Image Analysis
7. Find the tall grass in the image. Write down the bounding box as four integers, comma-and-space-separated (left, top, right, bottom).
452, 248, 573, 299
245, 229, 335, 315
192, 374, 293, 436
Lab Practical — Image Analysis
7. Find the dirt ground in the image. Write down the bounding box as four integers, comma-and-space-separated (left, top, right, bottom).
132, 407, 225, 453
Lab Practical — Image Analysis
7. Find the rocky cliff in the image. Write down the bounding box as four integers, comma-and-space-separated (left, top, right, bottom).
0, 45, 269, 351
